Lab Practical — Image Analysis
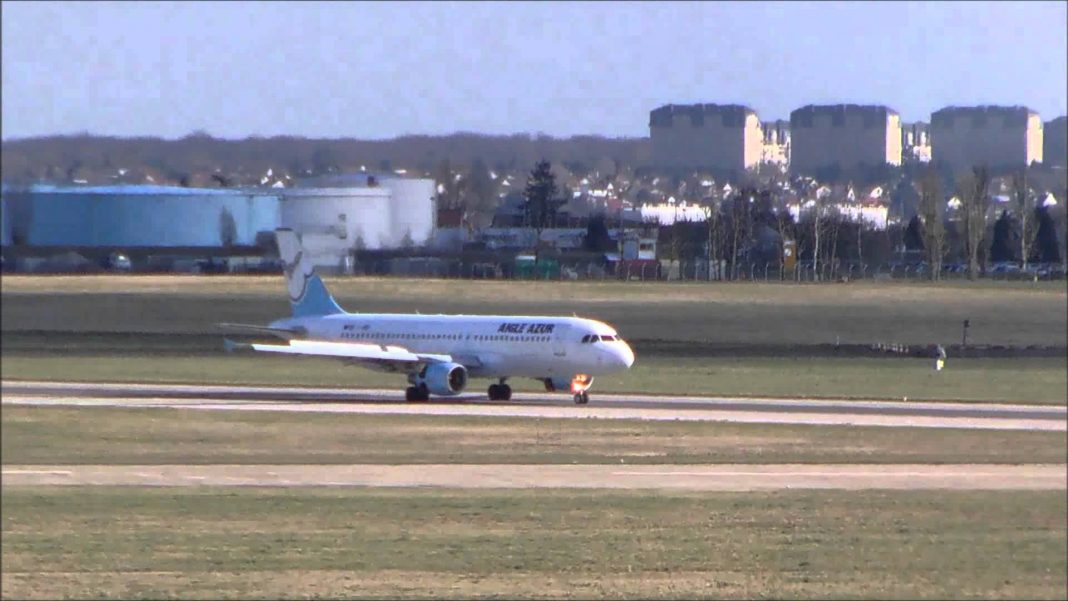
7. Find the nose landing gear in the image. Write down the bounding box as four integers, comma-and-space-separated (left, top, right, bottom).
573, 391, 589, 405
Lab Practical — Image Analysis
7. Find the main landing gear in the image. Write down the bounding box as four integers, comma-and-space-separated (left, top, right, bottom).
573, 391, 590, 405
488, 380, 512, 401
405, 384, 430, 402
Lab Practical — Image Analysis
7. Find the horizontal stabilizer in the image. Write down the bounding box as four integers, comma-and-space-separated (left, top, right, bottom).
218, 323, 307, 340
223, 338, 253, 353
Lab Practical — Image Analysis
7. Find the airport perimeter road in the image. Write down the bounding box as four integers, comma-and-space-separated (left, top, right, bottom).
3, 380, 1065, 431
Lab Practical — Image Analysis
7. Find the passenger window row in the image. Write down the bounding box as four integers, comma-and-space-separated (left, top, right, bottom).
339, 331, 551, 343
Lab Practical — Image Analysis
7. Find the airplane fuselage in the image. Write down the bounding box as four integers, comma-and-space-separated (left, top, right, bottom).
271, 313, 634, 379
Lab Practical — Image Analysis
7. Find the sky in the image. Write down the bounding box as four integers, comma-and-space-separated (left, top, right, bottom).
2, 1, 1066, 140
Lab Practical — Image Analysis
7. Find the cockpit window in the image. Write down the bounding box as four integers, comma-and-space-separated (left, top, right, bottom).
582, 334, 618, 343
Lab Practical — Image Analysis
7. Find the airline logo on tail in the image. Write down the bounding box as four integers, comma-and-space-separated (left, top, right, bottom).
275, 228, 345, 318
277, 229, 315, 304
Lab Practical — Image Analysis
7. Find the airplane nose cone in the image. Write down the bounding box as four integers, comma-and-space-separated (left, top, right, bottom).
618, 343, 635, 368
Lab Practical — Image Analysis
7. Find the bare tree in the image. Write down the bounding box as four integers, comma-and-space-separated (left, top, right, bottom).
809, 195, 824, 281
1012, 169, 1037, 269
825, 208, 843, 279
703, 201, 722, 281
775, 207, 794, 281
958, 166, 991, 280
918, 168, 946, 280
728, 190, 754, 280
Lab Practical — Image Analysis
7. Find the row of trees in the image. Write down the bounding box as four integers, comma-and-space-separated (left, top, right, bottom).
650, 169, 1065, 281
509, 159, 1065, 280
915, 166, 1059, 280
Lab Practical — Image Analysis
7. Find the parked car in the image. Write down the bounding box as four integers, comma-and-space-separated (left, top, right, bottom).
193, 257, 229, 274
990, 262, 1021, 274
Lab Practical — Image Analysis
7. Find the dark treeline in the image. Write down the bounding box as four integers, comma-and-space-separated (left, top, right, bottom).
0, 132, 650, 185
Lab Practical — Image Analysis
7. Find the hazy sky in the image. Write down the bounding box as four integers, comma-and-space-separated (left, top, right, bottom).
2, 1, 1065, 140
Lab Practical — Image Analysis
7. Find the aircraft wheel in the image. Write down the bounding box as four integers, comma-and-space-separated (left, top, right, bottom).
573, 392, 589, 405
406, 385, 430, 402
488, 383, 513, 401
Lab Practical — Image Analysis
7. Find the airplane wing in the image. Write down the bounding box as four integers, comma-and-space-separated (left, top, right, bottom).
228, 339, 456, 374
218, 322, 307, 340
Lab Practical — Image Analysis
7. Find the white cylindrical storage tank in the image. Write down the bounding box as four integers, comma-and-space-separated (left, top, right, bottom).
280, 187, 391, 270
380, 177, 435, 248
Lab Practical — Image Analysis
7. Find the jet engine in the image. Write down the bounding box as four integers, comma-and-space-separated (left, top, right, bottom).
543, 374, 594, 393
413, 362, 468, 396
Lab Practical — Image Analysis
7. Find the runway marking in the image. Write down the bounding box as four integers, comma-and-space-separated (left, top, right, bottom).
612, 470, 1025, 477
2, 469, 71, 476
3, 464, 1064, 491
2, 380, 1064, 432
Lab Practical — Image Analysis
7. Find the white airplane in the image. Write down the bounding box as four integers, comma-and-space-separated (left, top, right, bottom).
222, 228, 634, 404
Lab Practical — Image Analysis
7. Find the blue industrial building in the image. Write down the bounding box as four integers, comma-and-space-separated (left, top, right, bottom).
2, 185, 280, 248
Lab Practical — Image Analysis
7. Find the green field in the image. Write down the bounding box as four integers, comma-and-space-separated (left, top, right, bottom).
3, 275, 1066, 348
4, 354, 1066, 403
3, 487, 1065, 599
4, 406, 1065, 465
2, 275, 1066, 403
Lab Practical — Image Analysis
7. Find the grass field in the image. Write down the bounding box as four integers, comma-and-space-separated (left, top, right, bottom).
3, 276, 1064, 600
3, 275, 1066, 348
3, 406, 1065, 465
3, 487, 1065, 599
3, 353, 1065, 404
3, 275, 1065, 402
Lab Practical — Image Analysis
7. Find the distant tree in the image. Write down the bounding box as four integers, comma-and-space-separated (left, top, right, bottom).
903, 215, 925, 251
311, 145, 338, 174
1034, 207, 1062, 264
705, 201, 725, 280
773, 206, 795, 279
989, 210, 1017, 263
522, 160, 564, 259
464, 158, 497, 230
219, 207, 237, 247
824, 209, 845, 278
583, 213, 614, 253
435, 159, 459, 210
1012, 169, 1037, 269
918, 168, 946, 279
727, 190, 755, 280
958, 166, 991, 279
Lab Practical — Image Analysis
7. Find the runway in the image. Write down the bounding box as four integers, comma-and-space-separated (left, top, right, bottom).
3, 380, 1065, 431
3, 463, 1064, 490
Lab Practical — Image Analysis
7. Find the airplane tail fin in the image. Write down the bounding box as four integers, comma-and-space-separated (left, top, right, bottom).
275, 228, 345, 318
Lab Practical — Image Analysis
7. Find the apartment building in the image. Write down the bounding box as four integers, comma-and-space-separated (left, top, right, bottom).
1043, 116, 1066, 168
649, 104, 763, 173
789, 104, 902, 176
930, 105, 1043, 171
